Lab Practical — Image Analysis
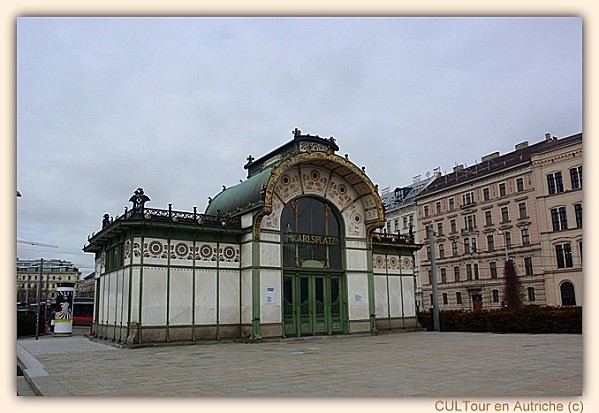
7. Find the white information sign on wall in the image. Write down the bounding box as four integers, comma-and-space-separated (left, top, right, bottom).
265, 287, 277, 304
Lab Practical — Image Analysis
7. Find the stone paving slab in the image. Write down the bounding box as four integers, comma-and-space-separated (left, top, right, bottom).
17, 330, 582, 398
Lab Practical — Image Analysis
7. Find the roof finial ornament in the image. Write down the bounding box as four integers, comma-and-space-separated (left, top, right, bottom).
292, 128, 302, 139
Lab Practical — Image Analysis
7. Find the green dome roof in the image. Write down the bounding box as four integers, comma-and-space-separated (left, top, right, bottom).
205, 167, 272, 216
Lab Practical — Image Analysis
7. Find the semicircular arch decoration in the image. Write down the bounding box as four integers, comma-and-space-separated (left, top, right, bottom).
260, 151, 385, 238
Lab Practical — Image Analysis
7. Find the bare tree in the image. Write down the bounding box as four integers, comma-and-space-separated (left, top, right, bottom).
503, 259, 523, 308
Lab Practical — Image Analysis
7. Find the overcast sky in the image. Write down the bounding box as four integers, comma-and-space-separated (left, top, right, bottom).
15, 17, 582, 274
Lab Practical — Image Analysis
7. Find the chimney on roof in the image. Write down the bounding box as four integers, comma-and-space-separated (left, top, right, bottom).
413, 175, 421, 183
453, 164, 464, 173
515, 141, 529, 150
481, 152, 500, 162
545, 133, 552, 141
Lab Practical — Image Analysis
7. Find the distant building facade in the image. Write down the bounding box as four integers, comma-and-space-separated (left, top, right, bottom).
84, 130, 422, 344
415, 132, 582, 311
379, 173, 438, 312
531, 134, 582, 306
16, 259, 81, 303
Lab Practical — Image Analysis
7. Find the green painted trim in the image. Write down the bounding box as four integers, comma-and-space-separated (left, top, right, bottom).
192, 239, 197, 342
216, 237, 221, 340
166, 237, 171, 342
138, 235, 144, 343
251, 214, 261, 340
126, 236, 134, 342
366, 248, 377, 333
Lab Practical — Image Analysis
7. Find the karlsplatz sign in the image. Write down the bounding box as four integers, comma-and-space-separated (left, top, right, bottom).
288, 233, 338, 246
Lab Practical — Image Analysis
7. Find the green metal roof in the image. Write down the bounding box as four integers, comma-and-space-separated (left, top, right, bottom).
205, 167, 273, 216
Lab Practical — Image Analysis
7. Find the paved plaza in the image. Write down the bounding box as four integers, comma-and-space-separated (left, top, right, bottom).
17, 328, 582, 397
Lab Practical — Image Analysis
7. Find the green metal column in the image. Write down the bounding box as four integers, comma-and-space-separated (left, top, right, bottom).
367, 248, 377, 333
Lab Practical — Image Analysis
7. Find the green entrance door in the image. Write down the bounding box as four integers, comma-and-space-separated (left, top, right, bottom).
283, 273, 345, 337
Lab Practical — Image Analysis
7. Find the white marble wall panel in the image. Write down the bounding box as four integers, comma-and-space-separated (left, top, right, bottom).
240, 269, 253, 324
120, 270, 130, 324
388, 277, 403, 317
241, 212, 254, 229
401, 276, 416, 317
129, 270, 140, 323
345, 239, 368, 250
219, 270, 240, 324
345, 249, 368, 272
141, 268, 167, 325
260, 242, 281, 268
168, 268, 193, 325
346, 273, 369, 320
260, 269, 282, 324
374, 275, 389, 318
240, 242, 254, 269
194, 269, 217, 324
259, 231, 281, 243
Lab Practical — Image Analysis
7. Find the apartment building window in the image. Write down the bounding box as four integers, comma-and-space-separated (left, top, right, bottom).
428, 270, 432, 285
440, 268, 447, 284
490, 261, 498, 279
570, 166, 582, 189
547, 172, 564, 194
424, 205, 430, 217
386, 222, 392, 233
471, 237, 477, 253
409, 215, 414, 228
579, 241, 583, 264
499, 182, 507, 197
492, 289, 500, 303
451, 240, 458, 257
521, 228, 530, 246
464, 214, 476, 231
527, 287, 536, 302
516, 177, 524, 192
561, 282, 576, 306
473, 263, 479, 280
551, 207, 568, 231
394, 219, 399, 232
456, 292, 462, 304
436, 201, 442, 214
483, 187, 490, 201
439, 243, 445, 259
518, 202, 528, 219
448, 198, 455, 211
442, 293, 448, 305
437, 222, 444, 236
426, 246, 431, 261
503, 231, 512, 248
485, 210, 493, 226
500, 206, 510, 223
403, 216, 408, 229
425, 223, 433, 239
466, 264, 472, 280
462, 191, 474, 206
556, 243, 573, 268
487, 234, 495, 251
524, 256, 533, 275
574, 204, 582, 228
464, 238, 470, 254
454, 266, 460, 282
450, 218, 457, 234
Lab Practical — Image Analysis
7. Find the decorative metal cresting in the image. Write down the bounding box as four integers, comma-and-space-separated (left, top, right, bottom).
129, 187, 151, 212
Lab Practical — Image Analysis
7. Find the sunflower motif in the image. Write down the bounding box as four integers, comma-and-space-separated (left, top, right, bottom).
175, 242, 189, 258
148, 240, 163, 256
223, 246, 236, 260
199, 244, 213, 259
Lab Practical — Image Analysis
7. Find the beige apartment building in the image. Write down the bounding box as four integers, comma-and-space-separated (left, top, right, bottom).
531, 133, 582, 306
415, 132, 582, 311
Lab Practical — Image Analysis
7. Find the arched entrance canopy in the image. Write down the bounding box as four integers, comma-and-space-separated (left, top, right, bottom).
205, 131, 385, 237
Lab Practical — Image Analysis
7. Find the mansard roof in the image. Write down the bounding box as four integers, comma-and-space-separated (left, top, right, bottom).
416, 132, 582, 198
